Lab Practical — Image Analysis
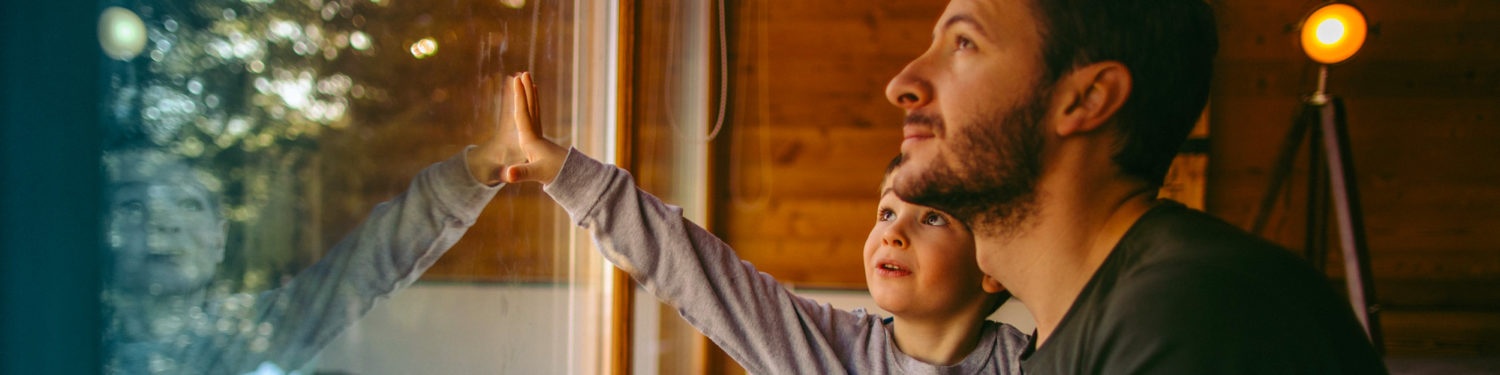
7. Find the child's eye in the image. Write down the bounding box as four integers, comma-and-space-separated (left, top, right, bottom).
178, 199, 203, 212
119, 200, 144, 214
877, 208, 895, 222
922, 212, 949, 226
955, 35, 975, 51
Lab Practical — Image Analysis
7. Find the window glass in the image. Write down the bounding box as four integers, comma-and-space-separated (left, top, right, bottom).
625, 0, 713, 372
97, 0, 612, 373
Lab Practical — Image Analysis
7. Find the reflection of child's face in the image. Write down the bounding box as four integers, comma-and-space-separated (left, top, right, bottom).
862, 187, 991, 320
107, 178, 225, 296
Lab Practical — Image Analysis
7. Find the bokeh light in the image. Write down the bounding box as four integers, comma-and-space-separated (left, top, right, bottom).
99, 7, 148, 60
409, 38, 438, 59
349, 31, 372, 51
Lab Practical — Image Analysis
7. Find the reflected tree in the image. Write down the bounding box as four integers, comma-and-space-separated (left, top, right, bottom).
102, 0, 368, 295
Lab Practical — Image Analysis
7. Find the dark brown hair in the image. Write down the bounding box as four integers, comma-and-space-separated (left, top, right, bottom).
1031, 0, 1218, 185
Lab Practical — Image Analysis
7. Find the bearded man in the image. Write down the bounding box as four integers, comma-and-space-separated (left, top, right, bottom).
885, 0, 1387, 373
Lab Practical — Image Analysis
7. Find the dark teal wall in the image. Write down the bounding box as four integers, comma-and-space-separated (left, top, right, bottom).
1, 1, 104, 373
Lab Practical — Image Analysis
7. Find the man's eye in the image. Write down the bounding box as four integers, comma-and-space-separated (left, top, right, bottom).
877, 208, 895, 222
955, 35, 974, 51
922, 212, 949, 226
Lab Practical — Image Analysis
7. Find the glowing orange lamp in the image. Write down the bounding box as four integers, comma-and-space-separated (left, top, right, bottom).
1300, 3, 1367, 65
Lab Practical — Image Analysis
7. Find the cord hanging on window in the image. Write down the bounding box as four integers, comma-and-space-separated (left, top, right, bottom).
660, 0, 729, 143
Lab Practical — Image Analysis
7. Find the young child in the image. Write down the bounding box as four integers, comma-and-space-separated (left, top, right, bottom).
471, 72, 1027, 373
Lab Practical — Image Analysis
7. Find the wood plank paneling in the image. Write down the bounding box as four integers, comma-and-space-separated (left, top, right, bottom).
1383, 309, 1500, 356
730, 237, 868, 288
712, 0, 940, 292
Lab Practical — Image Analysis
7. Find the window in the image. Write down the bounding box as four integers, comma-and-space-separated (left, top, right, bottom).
97, 0, 617, 373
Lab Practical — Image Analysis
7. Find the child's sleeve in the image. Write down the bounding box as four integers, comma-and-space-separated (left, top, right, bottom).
215, 147, 503, 374
545, 148, 875, 374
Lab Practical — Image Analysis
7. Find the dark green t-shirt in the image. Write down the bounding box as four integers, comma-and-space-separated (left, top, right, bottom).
1019, 201, 1386, 374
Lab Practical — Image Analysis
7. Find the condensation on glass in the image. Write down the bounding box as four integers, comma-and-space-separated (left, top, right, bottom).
97, 0, 616, 373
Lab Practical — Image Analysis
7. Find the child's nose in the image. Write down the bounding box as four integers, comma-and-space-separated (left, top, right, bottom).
881, 225, 909, 249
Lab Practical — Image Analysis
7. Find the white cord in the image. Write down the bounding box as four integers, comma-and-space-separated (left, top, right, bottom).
659, 0, 729, 143
702, 0, 728, 141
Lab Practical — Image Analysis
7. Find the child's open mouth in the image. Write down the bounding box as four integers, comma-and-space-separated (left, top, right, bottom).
875, 262, 912, 277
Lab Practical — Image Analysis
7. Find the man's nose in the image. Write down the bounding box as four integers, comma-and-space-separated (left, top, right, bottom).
885, 59, 933, 111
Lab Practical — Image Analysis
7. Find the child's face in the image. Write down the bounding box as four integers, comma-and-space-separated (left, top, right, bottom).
863, 186, 992, 320
104, 152, 226, 296
107, 181, 225, 295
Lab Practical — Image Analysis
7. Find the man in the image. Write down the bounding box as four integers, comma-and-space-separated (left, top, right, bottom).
884, 0, 1387, 373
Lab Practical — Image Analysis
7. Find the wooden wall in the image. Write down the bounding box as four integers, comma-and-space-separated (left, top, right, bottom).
712, 0, 943, 290
708, 0, 1500, 363
1208, 0, 1500, 357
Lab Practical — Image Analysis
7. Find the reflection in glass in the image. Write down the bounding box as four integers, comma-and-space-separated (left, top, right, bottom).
105, 151, 225, 299
99, 6, 149, 60
98, 0, 613, 373
100, 0, 372, 368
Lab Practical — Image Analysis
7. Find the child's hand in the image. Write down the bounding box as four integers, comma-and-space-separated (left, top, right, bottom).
467, 74, 526, 185
500, 72, 568, 185
466, 72, 566, 185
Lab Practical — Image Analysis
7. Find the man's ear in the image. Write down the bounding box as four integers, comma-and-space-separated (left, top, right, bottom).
1050, 61, 1132, 137
982, 274, 1006, 294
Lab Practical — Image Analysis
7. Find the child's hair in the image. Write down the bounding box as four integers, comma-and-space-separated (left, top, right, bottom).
879, 154, 903, 194
877, 153, 1012, 316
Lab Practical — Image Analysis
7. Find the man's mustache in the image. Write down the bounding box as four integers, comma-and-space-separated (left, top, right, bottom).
904, 112, 944, 133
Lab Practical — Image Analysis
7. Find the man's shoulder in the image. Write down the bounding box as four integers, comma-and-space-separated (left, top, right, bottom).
1117, 201, 1317, 284
1096, 201, 1355, 348
1104, 202, 1344, 314
1083, 202, 1386, 373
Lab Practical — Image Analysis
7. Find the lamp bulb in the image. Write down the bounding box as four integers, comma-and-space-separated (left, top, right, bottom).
1315, 19, 1345, 45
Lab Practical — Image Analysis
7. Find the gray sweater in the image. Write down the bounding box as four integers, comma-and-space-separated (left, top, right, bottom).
545, 148, 1028, 375
105, 148, 502, 375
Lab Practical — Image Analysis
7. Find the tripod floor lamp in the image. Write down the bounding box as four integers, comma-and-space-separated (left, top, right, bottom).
1249, 2, 1383, 352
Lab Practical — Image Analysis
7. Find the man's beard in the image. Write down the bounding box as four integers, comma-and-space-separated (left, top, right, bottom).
894, 89, 1049, 238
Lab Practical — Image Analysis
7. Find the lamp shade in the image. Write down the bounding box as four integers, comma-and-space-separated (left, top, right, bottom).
1300, 3, 1367, 64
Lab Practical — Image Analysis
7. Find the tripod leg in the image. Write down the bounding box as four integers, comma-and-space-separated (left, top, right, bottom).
1306, 121, 1329, 272
1320, 97, 1384, 352
1252, 105, 1316, 235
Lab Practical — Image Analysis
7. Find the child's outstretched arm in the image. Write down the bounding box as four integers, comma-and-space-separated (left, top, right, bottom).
215, 75, 532, 373
503, 73, 884, 374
